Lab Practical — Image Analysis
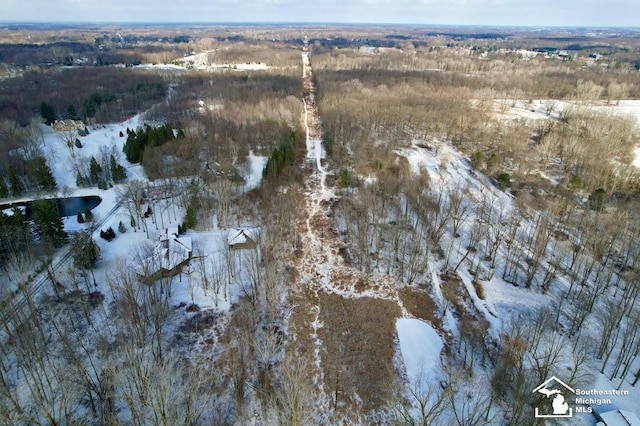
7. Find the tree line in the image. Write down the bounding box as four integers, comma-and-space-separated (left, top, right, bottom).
0, 67, 167, 125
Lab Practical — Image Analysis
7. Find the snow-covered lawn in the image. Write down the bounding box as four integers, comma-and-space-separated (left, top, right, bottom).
42, 114, 144, 189
242, 151, 268, 191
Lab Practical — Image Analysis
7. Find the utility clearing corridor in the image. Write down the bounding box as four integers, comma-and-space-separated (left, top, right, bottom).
287, 42, 430, 423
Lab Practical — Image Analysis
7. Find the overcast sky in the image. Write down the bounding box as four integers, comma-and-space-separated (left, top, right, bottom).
2, 0, 638, 27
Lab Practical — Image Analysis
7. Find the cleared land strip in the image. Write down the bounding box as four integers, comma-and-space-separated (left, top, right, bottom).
286, 45, 427, 423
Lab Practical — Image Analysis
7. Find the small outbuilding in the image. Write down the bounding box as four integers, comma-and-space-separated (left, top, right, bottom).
227, 227, 259, 250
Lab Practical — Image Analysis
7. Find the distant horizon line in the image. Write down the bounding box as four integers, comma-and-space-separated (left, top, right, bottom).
1, 20, 639, 31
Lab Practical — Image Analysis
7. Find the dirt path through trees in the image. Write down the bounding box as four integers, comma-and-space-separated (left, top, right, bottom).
286, 42, 415, 423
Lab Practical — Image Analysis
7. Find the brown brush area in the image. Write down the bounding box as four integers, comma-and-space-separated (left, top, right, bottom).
398, 285, 443, 330
441, 270, 490, 334
316, 291, 401, 416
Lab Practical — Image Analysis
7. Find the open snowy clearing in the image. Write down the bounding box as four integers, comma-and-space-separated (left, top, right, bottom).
494, 99, 640, 126
496, 98, 640, 173
136, 50, 273, 72
138, 62, 271, 72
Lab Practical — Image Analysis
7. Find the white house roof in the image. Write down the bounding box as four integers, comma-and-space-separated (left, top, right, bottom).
227, 227, 260, 246
136, 247, 186, 276
159, 227, 180, 241
136, 228, 192, 279
175, 236, 192, 253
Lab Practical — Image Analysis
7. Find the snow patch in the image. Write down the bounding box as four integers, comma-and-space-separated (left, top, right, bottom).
242, 151, 268, 191
396, 318, 443, 392
633, 147, 640, 169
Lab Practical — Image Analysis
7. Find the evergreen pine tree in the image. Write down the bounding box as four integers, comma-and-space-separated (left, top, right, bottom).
110, 155, 127, 182
84, 207, 93, 223
137, 127, 148, 149
0, 176, 8, 198
89, 157, 102, 184
71, 231, 100, 270
147, 127, 159, 147
100, 227, 116, 241
76, 172, 86, 187
35, 157, 57, 192
0, 208, 32, 264
123, 131, 143, 163
40, 101, 56, 125
164, 123, 175, 140
7, 166, 24, 197
66, 104, 78, 119
184, 206, 196, 229
32, 199, 67, 248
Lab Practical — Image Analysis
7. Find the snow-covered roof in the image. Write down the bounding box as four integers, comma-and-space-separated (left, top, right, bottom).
159, 227, 180, 241
136, 229, 192, 280
175, 236, 192, 253
52, 119, 85, 132
227, 227, 260, 247
136, 247, 186, 276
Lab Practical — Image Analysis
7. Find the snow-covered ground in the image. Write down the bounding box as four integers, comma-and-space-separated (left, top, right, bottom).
241, 151, 268, 191
3, 101, 270, 321
494, 99, 640, 126
396, 318, 443, 393
42, 114, 145, 189
396, 132, 640, 424
495, 99, 640, 169
359, 46, 403, 55
137, 50, 271, 73
5, 41, 640, 424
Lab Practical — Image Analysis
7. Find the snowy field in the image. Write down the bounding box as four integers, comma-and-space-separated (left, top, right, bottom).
135, 50, 271, 73
494, 99, 640, 126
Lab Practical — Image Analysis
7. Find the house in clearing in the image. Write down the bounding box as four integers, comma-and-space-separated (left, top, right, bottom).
227, 227, 259, 250
136, 227, 192, 283
52, 119, 86, 133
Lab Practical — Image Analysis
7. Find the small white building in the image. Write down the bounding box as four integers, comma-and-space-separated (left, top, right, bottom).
227, 227, 259, 250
